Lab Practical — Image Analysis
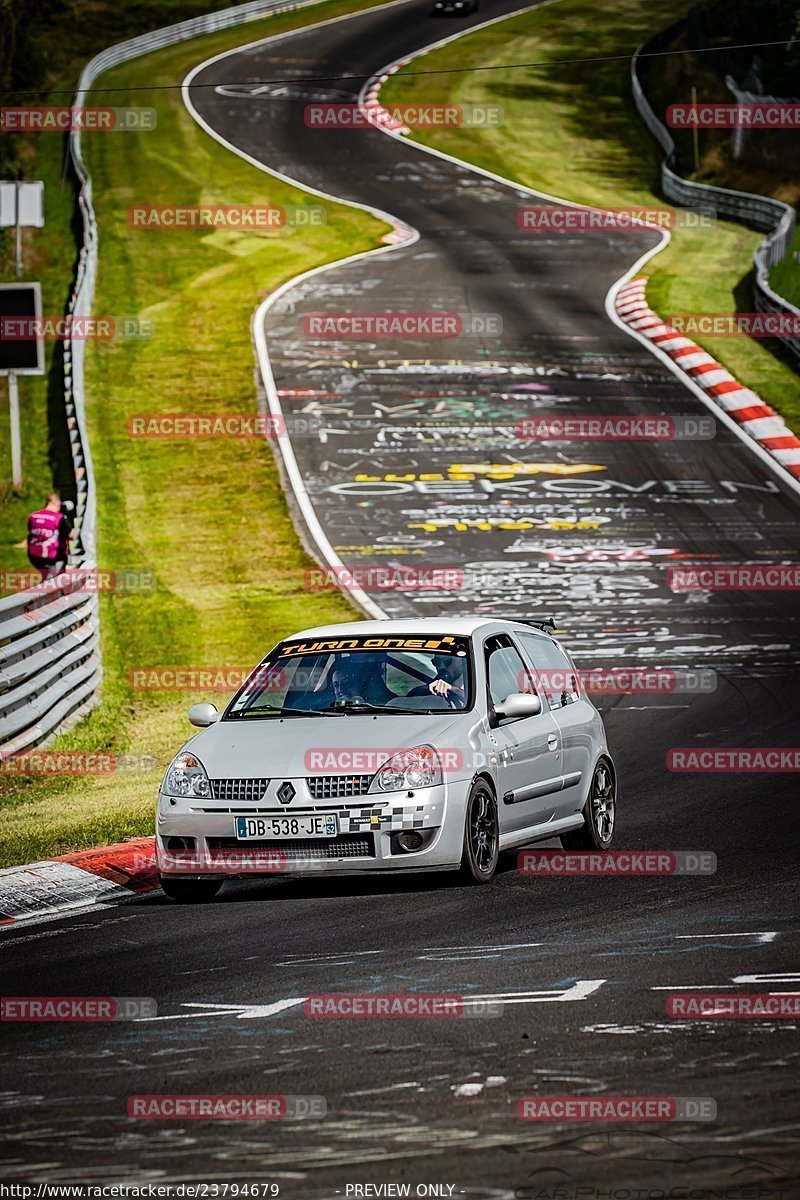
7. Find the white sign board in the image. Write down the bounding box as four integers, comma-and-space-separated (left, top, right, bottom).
0, 183, 15, 227
0, 181, 44, 228
18, 181, 44, 227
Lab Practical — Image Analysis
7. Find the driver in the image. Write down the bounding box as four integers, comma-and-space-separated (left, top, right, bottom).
410, 654, 466, 706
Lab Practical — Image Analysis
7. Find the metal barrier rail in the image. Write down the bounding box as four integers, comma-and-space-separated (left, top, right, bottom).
631, 28, 800, 362
0, 0, 318, 757
0, 571, 101, 757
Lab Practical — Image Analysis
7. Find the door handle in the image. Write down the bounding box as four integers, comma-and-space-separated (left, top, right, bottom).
547, 734, 558, 751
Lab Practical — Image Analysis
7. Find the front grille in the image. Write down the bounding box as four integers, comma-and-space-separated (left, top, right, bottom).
211, 778, 270, 803
207, 835, 375, 860
307, 774, 372, 800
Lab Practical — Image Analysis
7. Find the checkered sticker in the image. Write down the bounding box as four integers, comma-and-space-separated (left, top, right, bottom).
339, 804, 428, 833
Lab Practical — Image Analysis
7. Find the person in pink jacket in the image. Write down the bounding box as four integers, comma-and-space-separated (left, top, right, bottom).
27, 492, 72, 580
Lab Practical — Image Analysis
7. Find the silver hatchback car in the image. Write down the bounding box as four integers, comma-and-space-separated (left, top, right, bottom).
156, 617, 617, 901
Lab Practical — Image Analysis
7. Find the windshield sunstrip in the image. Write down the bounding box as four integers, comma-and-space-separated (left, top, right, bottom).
224, 635, 473, 718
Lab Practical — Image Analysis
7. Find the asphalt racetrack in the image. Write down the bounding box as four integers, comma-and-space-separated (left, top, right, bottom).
3, 1, 799, 1193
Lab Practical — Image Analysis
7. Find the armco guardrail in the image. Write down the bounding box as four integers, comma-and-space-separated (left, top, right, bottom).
1, 0, 320, 758
724, 77, 800, 164
0, 572, 101, 757
631, 28, 800, 363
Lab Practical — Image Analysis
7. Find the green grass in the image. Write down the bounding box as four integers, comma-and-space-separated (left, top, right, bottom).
0, 0, 396, 867
638, 15, 800, 217
379, 0, 800, 429
770, 230, 800, 309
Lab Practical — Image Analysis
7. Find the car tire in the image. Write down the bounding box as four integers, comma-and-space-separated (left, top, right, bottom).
560, 758, 616, 851
460, 781, 499, 883
159, 876, 223, 903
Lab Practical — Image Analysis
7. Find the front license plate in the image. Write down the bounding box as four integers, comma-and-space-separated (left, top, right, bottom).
235, 814, 338, 840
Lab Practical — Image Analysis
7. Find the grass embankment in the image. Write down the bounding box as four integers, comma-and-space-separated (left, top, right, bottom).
1, 3, 302, 576
770, 230, 800, 309
379, 0, 800, 429
0, 0, 394, 866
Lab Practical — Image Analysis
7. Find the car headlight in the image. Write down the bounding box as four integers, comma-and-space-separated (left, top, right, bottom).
370, 745, 442, 793
162, 751, 211, 798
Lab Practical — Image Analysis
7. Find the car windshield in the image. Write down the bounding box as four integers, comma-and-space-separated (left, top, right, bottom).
224, 634, 473, 718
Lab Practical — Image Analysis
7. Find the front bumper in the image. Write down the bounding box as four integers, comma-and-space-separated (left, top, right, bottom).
156, 779, 471, 878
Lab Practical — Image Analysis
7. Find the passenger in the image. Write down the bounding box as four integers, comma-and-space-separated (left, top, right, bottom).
330, 658, 370, 706
329, 655, 394, 707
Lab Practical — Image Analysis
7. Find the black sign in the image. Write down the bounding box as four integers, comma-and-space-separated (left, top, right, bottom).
0, 283, 43, 373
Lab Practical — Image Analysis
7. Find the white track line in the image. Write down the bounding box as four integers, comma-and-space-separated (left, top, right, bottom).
356, 11, 800, 500
184, 0, 800, 625
182, 0, 428, 620
182, 1, 587, 621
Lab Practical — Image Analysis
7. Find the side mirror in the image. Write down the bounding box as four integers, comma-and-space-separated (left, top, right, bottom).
188, 702, 219, 727
495, 692, 542, 721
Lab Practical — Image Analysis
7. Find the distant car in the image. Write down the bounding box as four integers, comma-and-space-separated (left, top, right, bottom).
156, 617, 616, 901
431, 0, 478, 14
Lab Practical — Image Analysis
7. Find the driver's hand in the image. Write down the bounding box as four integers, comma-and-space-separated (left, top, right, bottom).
428, 678, 452, 696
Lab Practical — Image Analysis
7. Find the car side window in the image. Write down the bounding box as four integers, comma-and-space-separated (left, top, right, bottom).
484, 635, 536, 710
517, 632, 580, 710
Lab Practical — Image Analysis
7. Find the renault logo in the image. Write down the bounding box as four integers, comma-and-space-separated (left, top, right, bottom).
277, 781, 295, 805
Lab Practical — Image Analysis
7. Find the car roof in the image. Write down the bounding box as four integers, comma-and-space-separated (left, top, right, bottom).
287, 616, 549, 640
